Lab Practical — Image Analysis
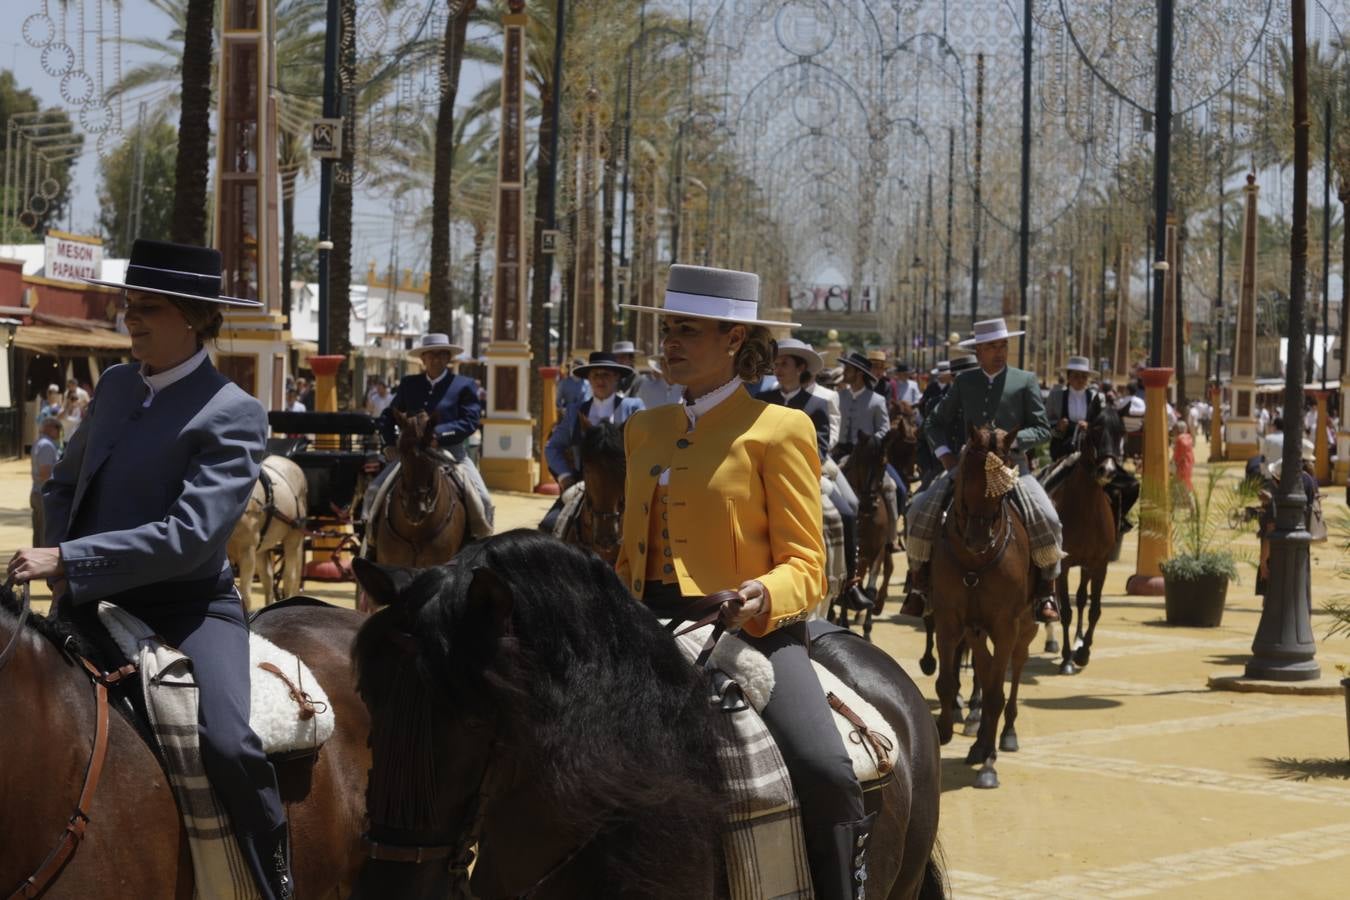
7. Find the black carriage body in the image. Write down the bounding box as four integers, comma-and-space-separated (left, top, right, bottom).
266, 411, 382, 522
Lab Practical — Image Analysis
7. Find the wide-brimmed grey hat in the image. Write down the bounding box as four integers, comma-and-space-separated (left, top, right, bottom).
1265, 439, 1316, 480
85, 238, 263, 308
610, 340, 637, 355
1062, 355, 1099, 376
948, 353, 979, 373
930, 360, 951, 377
408, 333, 465, 362
959, 317, 1025, 347
775, 338, 823, 375
621, 264, 800, 328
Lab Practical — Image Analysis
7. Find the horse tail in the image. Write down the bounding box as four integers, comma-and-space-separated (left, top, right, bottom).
918, 839, 949, 900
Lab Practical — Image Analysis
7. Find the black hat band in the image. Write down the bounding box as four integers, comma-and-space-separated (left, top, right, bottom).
126, 263, 223, 300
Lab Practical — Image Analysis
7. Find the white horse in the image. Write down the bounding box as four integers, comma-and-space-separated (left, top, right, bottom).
228, 454, 308, 610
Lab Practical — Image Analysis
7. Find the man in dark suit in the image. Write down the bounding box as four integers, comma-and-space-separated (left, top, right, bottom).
368, 333, 493, 526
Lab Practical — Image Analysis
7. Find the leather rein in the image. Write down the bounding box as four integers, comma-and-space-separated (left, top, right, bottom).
1, 580, 127, 900
942, 472, 1016, 590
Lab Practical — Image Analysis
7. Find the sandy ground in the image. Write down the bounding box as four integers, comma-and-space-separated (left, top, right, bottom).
3, 436, 1348, 898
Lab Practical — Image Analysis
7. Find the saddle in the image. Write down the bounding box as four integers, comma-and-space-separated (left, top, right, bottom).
661, 604, 897, 900
1038, 451, 1081, 495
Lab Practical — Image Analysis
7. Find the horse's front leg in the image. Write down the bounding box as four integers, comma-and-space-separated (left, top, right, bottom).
919, 612, 938, 676
969, 628, 1009, 789
1074, 565, 1108, 668
1001, 615, 1037, 754
933, 619, 963, 745
1056, 570, 1075, 674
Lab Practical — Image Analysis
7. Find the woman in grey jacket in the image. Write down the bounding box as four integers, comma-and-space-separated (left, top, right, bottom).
7, 239, 291, 899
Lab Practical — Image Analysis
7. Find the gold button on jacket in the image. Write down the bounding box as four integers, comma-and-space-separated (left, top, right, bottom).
616, 386, 826, 637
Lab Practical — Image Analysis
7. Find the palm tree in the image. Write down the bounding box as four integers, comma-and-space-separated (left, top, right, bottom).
172, 0, 215, 243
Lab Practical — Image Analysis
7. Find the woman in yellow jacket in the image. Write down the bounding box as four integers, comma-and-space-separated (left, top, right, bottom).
617, 264, 872, 900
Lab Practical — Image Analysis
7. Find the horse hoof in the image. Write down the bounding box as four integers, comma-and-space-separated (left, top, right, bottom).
936, 717, 953, 745
999, 732, 1019, 753
973, 766, 1000, 789
964, 743, 984, 765
1044, 637, 1060, 655
1059, 660, 1078, 676
962, 718, 981, 738
919, 656, 937, 676
1073, 646, 1092, 667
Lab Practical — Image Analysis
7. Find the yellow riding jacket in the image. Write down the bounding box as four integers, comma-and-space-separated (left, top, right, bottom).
616, 386, 826, 637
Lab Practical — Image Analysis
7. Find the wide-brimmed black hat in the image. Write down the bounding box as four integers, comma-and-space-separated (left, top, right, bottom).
84, 238, 262, 308
839, 351, 878, 387
573, 351, 635, 378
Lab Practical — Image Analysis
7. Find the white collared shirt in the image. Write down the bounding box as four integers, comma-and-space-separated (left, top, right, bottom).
1067, 387, 1088, 423
140, 346, 208, 407
780, 386, 802, 403
587, 394, 617, 424
426, 369, 448, 388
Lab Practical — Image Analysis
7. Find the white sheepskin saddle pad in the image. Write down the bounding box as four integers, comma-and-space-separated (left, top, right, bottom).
670, 624, 899, 785
96, 603, 335, 757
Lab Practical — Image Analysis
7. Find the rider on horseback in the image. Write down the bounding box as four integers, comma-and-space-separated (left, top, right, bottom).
539, 351, 645, 532
1045, 356, 1139, 533
618, 264, 876, 900
7, 239, 292, 899
364, 334, 494, 533
834, 351, 903, 566
902, 318, 1064, 624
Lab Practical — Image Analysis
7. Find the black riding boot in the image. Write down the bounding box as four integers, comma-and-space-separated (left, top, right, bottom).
838, 514, 873, 612
821, 812, 878, 900
1033, 573, 1060, 623
265, 824, 293, 900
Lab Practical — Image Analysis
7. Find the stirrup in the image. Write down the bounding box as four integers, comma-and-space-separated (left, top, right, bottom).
1034, 594, 1060, 624
841, 583, 874, 613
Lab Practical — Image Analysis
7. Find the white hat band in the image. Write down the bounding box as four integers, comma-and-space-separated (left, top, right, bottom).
664, 290, 759, 321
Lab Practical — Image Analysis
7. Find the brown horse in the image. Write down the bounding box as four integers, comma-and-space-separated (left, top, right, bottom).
932, 425, 1038, 790
1046, 407, 1124, 675
834, 430, 896, 641
348, 533, 946, 900
561, 417, 626, 566
888, 401, 921, 488
0, 587, 372, 897
370, 409, 467, 567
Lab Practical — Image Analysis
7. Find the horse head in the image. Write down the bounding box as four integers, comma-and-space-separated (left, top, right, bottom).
577, 420, 627, 561
350, 556, 503, 900
846, 431, 889, 507
1083, 407, 1124, 486
391, 410, 443, 520
955, 425, 1020, 553
888, 404, 920, 482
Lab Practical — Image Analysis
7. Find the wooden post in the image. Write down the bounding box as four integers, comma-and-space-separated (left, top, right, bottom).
1126, 366, 1173, 596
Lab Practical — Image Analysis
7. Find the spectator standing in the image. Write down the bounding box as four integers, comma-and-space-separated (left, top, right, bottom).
30, 417, 61, 546
36, 384, 63, 426
366, 379, 394, 417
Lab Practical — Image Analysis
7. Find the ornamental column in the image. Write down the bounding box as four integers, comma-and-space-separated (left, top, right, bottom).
214, 0, 287, 409
480, 0, 537, 493
1112, 244, 1133, 384
1311, 389, 1331, 484
1227, 174, 1262, 460
1126, 366, 1174, 595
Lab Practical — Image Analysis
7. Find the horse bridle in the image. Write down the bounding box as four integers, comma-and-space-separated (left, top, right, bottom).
573, 494, 623, 553
0, 577, 31, 674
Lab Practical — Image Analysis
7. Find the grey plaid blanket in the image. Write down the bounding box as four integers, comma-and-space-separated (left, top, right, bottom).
550, 482, 587, 540
821, 494, 846, 612
98, 603, 258, 900
907, 471, 1063, 571
668, 626, 812, 900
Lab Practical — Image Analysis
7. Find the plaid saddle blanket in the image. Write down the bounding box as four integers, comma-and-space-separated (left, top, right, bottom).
96, 603, 336, 900
667, 623, 899, 900
550, 482, 587, 540
908, 473, 1061, 569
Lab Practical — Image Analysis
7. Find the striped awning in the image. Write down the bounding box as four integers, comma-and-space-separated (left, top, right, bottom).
13, 323, 132, 354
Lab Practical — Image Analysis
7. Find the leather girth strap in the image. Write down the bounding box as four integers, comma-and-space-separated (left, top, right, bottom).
6, 660, 122, 900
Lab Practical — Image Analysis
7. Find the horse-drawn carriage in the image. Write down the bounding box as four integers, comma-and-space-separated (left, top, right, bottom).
232, 411, 381, 603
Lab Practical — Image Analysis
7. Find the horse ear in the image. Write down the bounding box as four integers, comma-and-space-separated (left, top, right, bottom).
468, 566, 514, 635
1001, 427, 1020, 453
968, 423, 981, 446
352, 557, 418, 608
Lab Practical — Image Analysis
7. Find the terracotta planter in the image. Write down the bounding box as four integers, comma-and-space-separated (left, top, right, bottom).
1163, 572, 1229, 627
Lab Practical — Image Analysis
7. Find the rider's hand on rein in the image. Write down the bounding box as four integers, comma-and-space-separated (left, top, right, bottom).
5, 546, 64, 585
724, 581, 766, 631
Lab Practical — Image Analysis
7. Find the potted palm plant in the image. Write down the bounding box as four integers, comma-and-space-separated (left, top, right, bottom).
1325, 599, 1350, 763
1158, 468, 1249, 627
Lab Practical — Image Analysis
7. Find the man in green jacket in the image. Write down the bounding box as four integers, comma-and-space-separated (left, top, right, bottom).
901, 318, 1063, 622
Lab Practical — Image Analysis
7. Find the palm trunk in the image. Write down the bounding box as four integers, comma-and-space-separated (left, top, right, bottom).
528, 81, 557, 433
1340, 183, 1349, 384
328, 0, 356, 406
601, 153, 615, 351
427, 1, 475, 336
281, 167, 296, 321
471, 225, 484, 359
171, 0, 215, 244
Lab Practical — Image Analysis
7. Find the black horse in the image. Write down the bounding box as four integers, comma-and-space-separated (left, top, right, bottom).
349, 530, 945, 899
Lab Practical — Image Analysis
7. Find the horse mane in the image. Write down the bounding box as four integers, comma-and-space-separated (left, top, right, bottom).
1094, 404, 1124, 439
379, 531, 723, 893
0, 582, 89, 659
578, 419, 625, 471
